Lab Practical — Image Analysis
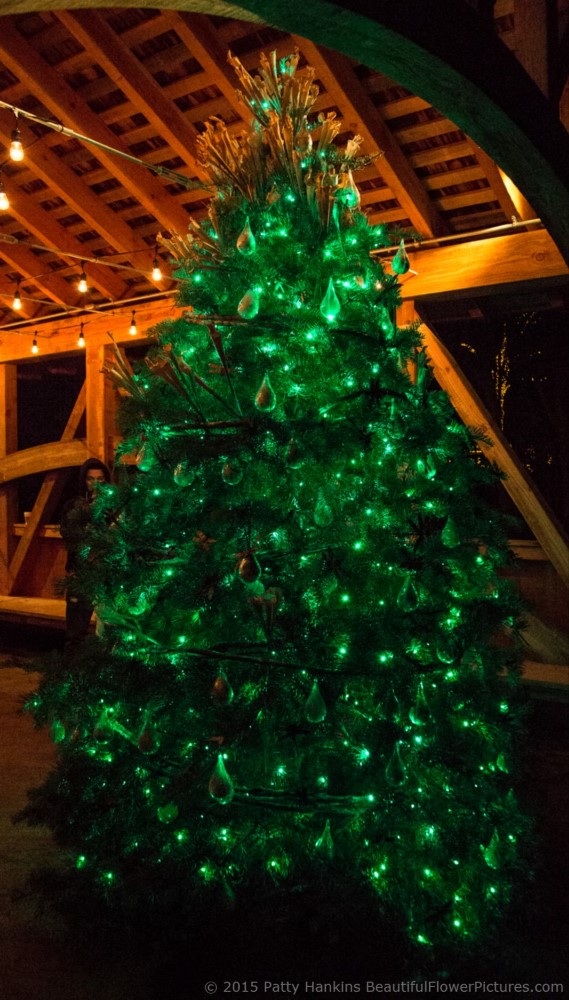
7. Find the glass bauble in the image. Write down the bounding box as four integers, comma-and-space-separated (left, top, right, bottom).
314, 493, 333, 527
173, 461, 195, 487
392, 239, 410, 275
385, 741, 407, 785
237, 552, 262, 584
208, 754, 235, 804
442, 516, 460, 548
304, 679, 327, 724
319, 277, 341, 322
222, 458, 244, 485
237, 289, 260, 319
236, 217, 256, 255
314, 818, 334, 859
255, 374, 277, 412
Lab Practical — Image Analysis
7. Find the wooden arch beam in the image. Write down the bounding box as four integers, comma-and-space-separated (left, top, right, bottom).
1, 3, 567, 258
0, 440, 89, 485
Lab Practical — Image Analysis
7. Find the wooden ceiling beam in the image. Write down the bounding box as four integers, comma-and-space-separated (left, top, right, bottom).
0, 296, 181, 364
408, 142, 476, 169
55, 11, 211, 186
2, 177, 127, 304
164, 11, 244, 112
0, 20, 195, 240
1, 229, 565, 362
294, 41, 447, 238
0, 127, 158, 274
0, 242, 80, 308
396, 228, 569, 300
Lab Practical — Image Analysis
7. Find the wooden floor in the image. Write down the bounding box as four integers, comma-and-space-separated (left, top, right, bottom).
0, 662, 159, 1000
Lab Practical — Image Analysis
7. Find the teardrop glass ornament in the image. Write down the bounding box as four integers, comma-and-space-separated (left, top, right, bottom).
436, 637, 456, 664
442, 516, 460, 548
426, 454, 437, 479
378, 685, 402, 722
397, 574, 419, 612
236, 217, 256, 255
93, 708, 111, 742
319, 277, 341, 322
392, 239, 410, 275
409, 681, 430, 726
212, 672, 234, 705
237, 552, 262, 584
237, 288, 260, 319
208, 754, 235, 805
51, 719, 66, 743
321, 573, 338, 597
461, 647, 484, 673
173, 460, 195, 487
314, 818, 334, 859
136, 442, 156, 472
138, 725, 155, 753
304, 679, 327, 724
222, 457, 244, 485
385, 741, 407, 786
285, 437, 303, 469
483, 827, 501, 869
255, 373, 277, 412
314, 493, 333, 527
157, 802, 178, 823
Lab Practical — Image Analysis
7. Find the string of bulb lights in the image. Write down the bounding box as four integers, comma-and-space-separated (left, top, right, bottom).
0, 100, 199, 353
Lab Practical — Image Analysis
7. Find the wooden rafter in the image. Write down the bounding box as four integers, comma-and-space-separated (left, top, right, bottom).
292, 41, 447, 238
164, 11, 243, 112
0, 20, 193, 242
0, 124, 158, 272
56, 11, 211, 186
2, 176, 127, 304
0, 242, 81, 308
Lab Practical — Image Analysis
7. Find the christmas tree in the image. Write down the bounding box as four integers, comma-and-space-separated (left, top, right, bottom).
23, 51, 529, 962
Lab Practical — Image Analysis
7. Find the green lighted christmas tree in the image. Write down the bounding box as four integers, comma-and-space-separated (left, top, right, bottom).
23, 52, 529, 958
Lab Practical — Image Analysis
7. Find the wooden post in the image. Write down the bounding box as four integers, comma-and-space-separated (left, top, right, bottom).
85, 342, 117, 467
0, 364, 18, 593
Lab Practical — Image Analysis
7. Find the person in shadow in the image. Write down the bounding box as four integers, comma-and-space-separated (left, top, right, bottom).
60, 458, 111, 652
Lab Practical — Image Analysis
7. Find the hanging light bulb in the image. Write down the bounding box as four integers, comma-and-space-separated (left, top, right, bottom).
77, 322, 85, 348
77, 269, 88, 293
0, 178, 10, 211
151, 251, 162, 282
129, 310, 137, 336
31, 334, 39, 355
10, 127, 24, 162
12, 281, 22, 311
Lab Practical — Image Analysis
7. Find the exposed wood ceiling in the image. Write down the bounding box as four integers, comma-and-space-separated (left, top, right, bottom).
0, 4, 560, 343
